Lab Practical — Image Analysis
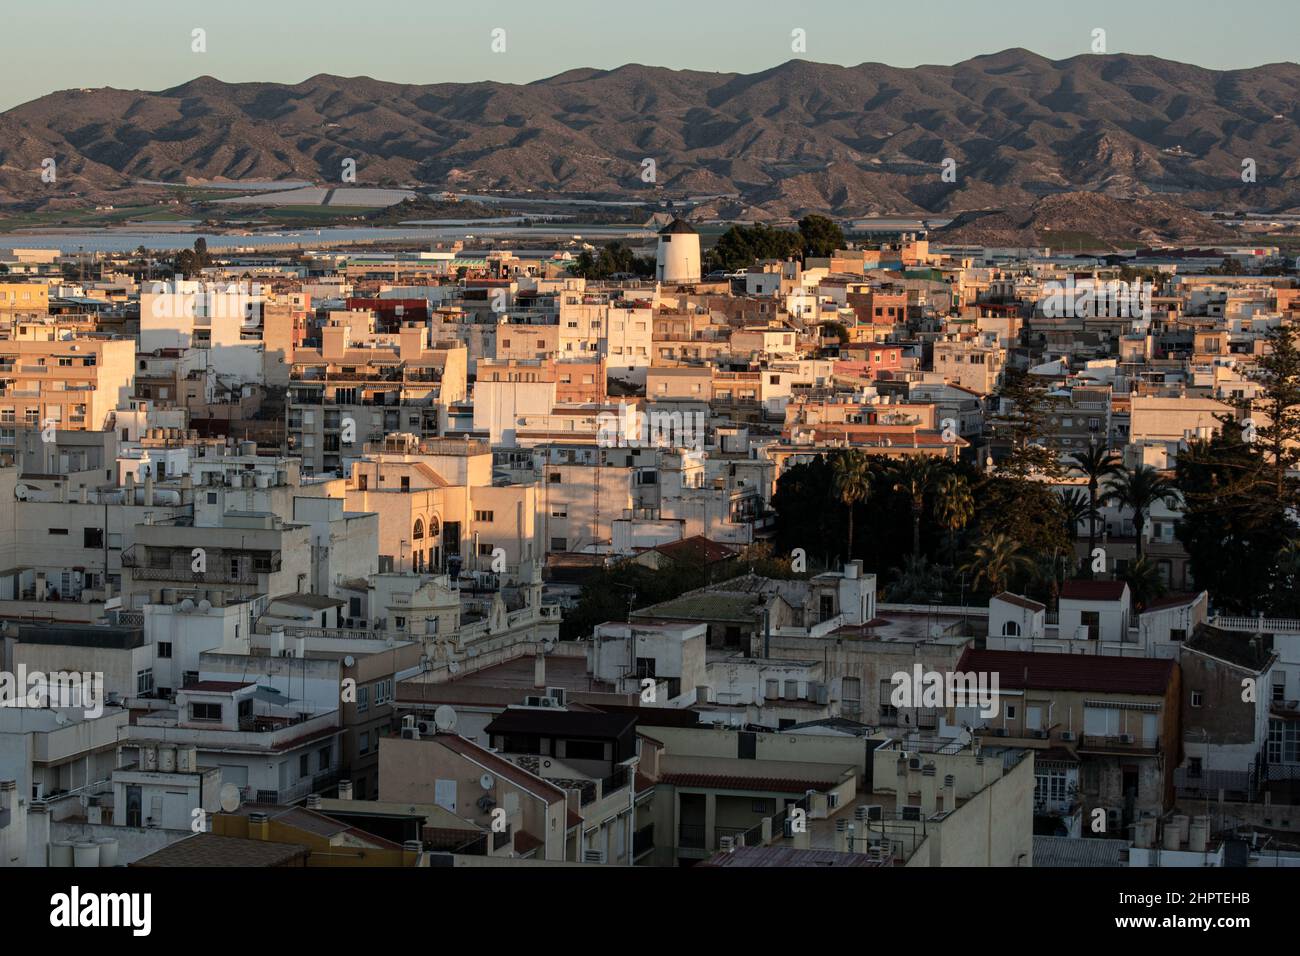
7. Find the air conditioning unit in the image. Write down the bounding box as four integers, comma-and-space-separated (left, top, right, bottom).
1119, 733, 1135, 744
1030, 729, 1049, 739
994, 728, 1009, 737
1059, 730, 1076, 742
901, 806, 921, 821
583, 849, 605, 864
908, 757, 922, 770
545, 687, 567, 706
827, 792, 839, 809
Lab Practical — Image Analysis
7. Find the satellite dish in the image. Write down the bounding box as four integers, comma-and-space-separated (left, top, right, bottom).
343, 655, 355, 667
433, 705, 458, 733
219, 782, 240, 813
479, 773, 495, 791
448, 660, 461, 674
541, 637, 556, 653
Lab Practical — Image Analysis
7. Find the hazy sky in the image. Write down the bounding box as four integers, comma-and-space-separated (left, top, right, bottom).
1, 0, 1295, 111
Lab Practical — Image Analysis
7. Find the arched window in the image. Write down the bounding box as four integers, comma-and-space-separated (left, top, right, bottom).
413, 519, 424, 541
1002, 620, 1021, 637
428, 516, 440, 538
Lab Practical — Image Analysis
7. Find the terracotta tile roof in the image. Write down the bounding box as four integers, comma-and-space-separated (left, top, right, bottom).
957, 648, 1175, 696
660, 773, 835, 793
992, 592, 1045, 612
432, 734, 568, 802
130, 833, 309, 867
1140, 592, 1201, 613
649, 535, 741, 565
1060, 580, 1128, 602
513, 830, 545, 854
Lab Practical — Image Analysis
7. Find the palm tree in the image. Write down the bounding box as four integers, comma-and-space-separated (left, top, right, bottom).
1120, 557, 1168, 613
1106, 464, 1180, 560
960, 534, 1033, 595
1068, 445, 1123, 567
932, 472, 974, 562
1059, 489, 1096, 546
831, 450, 873, 561
891, 457, 939, 557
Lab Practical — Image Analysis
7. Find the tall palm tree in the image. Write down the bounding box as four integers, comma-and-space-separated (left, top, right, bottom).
1059, 488, 1096, 545
831, 450, 873, 561
1107, 464, 1180, 560
933, 472, 975, 562
960, 533, 1033, 595
891, 456, 939, 557
1068, 445, 1123, 567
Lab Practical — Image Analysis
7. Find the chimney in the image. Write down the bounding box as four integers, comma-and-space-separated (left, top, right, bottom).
125, 471, 135, 503
27, 800, 51, 866
337, 780, 353, 801
534, 647, 546, 688
144, 472, 154, 507
921, 764, 937, 816
402, 839, 423, 867
247, 811, 270, 841
944, 773, 957, 812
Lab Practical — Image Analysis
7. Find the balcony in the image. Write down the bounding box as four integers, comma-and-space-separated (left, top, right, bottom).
677, 824, 705, 849
121, 545, 280, 585
1078, 733, 1159, 755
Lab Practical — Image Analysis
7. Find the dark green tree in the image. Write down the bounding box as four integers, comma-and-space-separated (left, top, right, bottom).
798, 215, 845, 259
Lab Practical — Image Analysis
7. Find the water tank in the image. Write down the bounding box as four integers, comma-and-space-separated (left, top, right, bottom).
1188, 818, 1209, 853
177, 745, 198, 773
73, 842, 101, 868
95, 837, 119, 867
1163, 822, 1182, 850
1171, 813, 1190, 843
158, 745, 177, 773
1133, 818, 1156, 849
49, 841, 75, 867
142, 745, 158, 772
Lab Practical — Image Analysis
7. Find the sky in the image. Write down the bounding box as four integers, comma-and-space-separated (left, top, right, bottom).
1, 0, 1296, 111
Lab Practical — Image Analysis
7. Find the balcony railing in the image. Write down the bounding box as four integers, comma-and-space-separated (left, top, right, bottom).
678, 824, 705, 849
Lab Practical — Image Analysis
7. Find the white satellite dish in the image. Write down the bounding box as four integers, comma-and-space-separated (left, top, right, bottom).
343, 655, 355, 668
479, 773, 495, 791
433, 705, 458, 733
219, 782, 240, 813
448, 660, 461, 674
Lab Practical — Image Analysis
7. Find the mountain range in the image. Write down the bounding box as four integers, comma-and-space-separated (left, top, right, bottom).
3, 49, 1300, 218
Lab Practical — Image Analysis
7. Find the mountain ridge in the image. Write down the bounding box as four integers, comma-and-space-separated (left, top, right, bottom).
3, 50, 1300, 216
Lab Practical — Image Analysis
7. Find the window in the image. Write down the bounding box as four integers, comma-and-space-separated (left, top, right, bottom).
1081, 611, 1100, 640
474, 510, 494, 523
157, 642, 172, 659
1005, 704, 1017, 720
191, 702, 221, 721
83, 528, 104, 549
1274, 672, 1287, 703
1189, 757, 1203, 779
1002, 620, 1021, 637
1191, 691, 1203, 708
48, 528, 68, 536
565, 739, 605, 761
136, 669, 154, 695
318, 747, 330, 771
548, 472, 561, 484
357, 687, 370, 713
550, 537, 567, 551
359, 732, 371, 755
299, 754, 310, 778
477, 542, 494, 556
